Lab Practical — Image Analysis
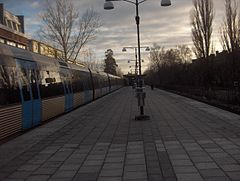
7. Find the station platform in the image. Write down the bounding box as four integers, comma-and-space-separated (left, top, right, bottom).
1, 87, 240, 181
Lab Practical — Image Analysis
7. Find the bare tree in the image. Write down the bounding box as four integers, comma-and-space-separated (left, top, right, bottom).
177, 45, 192, 64
190, 0, 214, 60
149, 44, 166, 71
39, 0, 101, 62
82, 48, 104, 71
220, 0, 240, 52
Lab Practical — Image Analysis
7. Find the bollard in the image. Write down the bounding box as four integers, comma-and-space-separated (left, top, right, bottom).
135, 86, 149, 120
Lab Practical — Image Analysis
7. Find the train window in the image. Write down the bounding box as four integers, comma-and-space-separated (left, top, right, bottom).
94, 75, 101, 89
39, 70, 64, 98
59, 61, 68, 67
72, 70, 81, 93
72, 70, 93, 93
0, 65, 20, 106
83, 75, 92, 91
45, 77, 55, 83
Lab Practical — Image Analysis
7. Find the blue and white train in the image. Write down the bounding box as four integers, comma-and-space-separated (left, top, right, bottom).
0, 43, 123, 140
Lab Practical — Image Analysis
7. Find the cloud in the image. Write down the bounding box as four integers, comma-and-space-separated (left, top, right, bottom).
0, 0, 226, 74
30, 1, 40, 9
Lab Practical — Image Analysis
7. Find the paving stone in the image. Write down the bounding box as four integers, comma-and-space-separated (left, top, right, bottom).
125, 159, 145, 165
103, 163, 123, 170
99, 169, 122, 177
200, 169, 226, 178
33, 167, 57, 175
78, 166, 101, 173
97, 177, 121, 181
83, 160, 103, 166
220, 164, 240, 172
214, 157, 237, 165
204, 177, 231, 181
195, 162, 219, 169
123, 171, 147, 180
124, 165, 146, 172
226, 171, 240, 180
171, 159, 193, 166
73, 173, 98, 181
173, 166, 198, 173
41, 161, 62, 168
3, 179, 25, 181
169, 154, 189, 160
191, 156, 213, 162
17, 165, 40, 172
8, 171, 31, 179
164, 177, 177, 181
25, 175, 50, 181
52, 171, 77, 178
176, 173, 204, 181
148, 174, 163, 181
126, 154, 144, 159
87, 155, 105, 160
59, 164, 80, 171
105, 157, 124, 163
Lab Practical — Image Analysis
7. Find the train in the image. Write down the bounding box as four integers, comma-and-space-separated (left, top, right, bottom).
0, 43, 123, 140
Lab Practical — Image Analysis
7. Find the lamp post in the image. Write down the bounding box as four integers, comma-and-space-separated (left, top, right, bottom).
122, 46, 149, 79
104, 0, 171, 120
128, 60, 138, 76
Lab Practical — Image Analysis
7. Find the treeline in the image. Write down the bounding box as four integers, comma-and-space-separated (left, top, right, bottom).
145, 0, 240, 107
145, 47, 240, 104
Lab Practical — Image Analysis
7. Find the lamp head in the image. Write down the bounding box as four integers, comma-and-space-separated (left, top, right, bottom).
122, 48, 127, 52
104, 1, 114, 10
145, 47, 150, 51
161, 0, 171, 6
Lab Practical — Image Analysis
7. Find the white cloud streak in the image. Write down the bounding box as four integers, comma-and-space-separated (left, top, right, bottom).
0, 0, 226, 73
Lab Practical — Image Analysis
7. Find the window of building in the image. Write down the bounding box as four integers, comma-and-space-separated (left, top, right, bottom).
4, 18, 8, 27
7, 41, 16, 47
12, 22, 18, 31
18, 25, 22, 32
17, 44, 26, 49
7, 20, 13, 29
0, 38, 5, 44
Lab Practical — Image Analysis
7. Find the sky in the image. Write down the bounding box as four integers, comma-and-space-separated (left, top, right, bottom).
0, 0, 227, 74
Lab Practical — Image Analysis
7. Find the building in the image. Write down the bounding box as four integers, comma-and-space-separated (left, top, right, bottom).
0, 3, 85, 67
0, 3, 28, 49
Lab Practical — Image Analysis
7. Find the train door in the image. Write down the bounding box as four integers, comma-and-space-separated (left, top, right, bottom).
16, 59, 41, 129
60, 67, 73, 112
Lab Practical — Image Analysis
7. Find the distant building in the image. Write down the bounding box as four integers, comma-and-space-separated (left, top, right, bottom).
0, 3, 85, 66
0, 3, 28, 49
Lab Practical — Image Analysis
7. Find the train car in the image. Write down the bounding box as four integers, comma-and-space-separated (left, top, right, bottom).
108, 74, 124, 91
0, 43, 123, 140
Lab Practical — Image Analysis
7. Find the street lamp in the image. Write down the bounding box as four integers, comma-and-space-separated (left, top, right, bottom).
122, 46, 149, 78
104, 0, 171, 120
